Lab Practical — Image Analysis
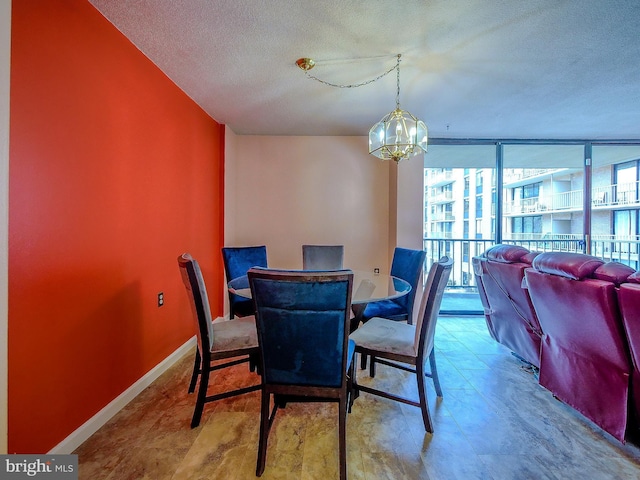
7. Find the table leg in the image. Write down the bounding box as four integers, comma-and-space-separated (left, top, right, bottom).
350, 303, 370, 369
350, 304, 365, 333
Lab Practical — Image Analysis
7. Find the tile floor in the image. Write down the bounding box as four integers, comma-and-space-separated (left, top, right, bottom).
75, 315, 640, 479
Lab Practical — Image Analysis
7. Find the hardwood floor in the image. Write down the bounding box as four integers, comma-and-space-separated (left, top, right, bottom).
75, 315, 640, 479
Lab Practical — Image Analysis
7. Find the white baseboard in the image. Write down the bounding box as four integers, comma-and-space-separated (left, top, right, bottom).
49, 335, 197, 454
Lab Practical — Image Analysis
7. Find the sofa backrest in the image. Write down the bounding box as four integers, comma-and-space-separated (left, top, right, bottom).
525, 251, 633, 441
473, 244, 542, 367
616, 271, 640, 433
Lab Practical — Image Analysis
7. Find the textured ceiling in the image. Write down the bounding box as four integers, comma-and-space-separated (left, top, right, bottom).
89, 0, 640, 139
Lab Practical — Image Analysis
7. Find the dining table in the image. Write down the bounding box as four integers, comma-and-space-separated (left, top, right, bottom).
228, 269, 411, 332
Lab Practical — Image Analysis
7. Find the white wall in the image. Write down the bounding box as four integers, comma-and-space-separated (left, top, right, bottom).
224, 127, 238, 246
0, 0, 10, 454
226, 135, 392, 273
396, 154, 425, 251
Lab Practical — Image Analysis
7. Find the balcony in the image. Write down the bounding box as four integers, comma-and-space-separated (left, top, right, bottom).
592, 182, 640, 208
503, 182, 640, 216
429, 213, 455, 222
503, 168, 565, 186
428, 170, 455, 186
429, 190, 454, 204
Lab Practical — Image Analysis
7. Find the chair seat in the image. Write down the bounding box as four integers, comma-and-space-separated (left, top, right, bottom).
362, 299, 407, 321
350, 317, 417, 357
211, 316, 258, 352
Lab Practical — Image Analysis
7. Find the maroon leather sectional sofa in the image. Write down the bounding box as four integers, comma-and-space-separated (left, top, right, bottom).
474, 245, 639, 443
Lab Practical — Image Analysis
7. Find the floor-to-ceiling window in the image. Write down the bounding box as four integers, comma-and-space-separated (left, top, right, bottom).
423, 144, 496, 314
591, 145, 640, 268
502, 144, 585, 252
424, 140, 640, 314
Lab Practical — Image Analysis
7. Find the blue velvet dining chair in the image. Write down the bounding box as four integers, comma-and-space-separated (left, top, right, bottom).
248, 267, 355, 480
302, 244, 344, 270
358, 247, 427, 325
222, 245, 268, 319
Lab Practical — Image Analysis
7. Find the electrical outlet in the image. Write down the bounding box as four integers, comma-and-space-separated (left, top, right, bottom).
374, 268, 380, 275
158, 292, 164, 307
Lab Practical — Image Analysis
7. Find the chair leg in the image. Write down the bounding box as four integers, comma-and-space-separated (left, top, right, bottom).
360, 353, 368, 370
416, 361, 434, 433
428, 349, 443, 398
369, 355, 377, 378
249, 352, 259, 373
338, 396, 347, 480
188, 348, 201, 394
191, 362, 209, 428
347, 359, 356, 413
256, 391, 271, 477
228, 292, 237, 320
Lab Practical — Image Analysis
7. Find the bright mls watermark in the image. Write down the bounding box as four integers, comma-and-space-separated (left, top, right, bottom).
1, 455, 77, 479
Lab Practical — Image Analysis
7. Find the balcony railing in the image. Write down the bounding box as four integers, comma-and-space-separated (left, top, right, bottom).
424, 234, 640, 313
503, 168, 558, 184
503, 181, 640, 215
428, 190, 454, 203
428, 170, 454, 185
429, 213, 455, 222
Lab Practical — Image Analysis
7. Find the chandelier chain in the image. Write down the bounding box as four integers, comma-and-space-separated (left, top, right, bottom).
303, 54, 401, 89
396, 53, 401, 109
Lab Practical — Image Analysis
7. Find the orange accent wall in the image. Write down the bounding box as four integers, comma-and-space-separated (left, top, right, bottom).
9, 0, 225, 453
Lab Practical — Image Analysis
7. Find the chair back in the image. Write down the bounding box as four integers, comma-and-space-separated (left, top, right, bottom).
178, 253, 215, 355
415, 257, 453, 358
222, 245, 268, 282
302, 244, 344, 270
390, 247, 427, 316
248, 268, 353, 387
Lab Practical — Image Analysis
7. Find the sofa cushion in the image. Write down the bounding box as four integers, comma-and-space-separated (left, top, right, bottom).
521, 251, 540, 265
592, 261, 635, 285
485, 244, 530, 263
531, 252, 603, 280
626, 271, 640, 284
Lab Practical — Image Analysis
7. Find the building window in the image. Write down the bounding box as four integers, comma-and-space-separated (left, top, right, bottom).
512, 216, 542, 234
475, 195, 483, 217
613, 209, 638, 237
512, 182, 541, 200
523, 182, 540, 199
614, 161, 639, 204
476, 171, 483, 194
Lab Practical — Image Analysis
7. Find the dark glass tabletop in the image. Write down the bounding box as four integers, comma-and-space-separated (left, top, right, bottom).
228, 270, 411, 305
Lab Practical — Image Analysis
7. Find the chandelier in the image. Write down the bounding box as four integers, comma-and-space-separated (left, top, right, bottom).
296, 54, 428, 163
369, 55, 428, 162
